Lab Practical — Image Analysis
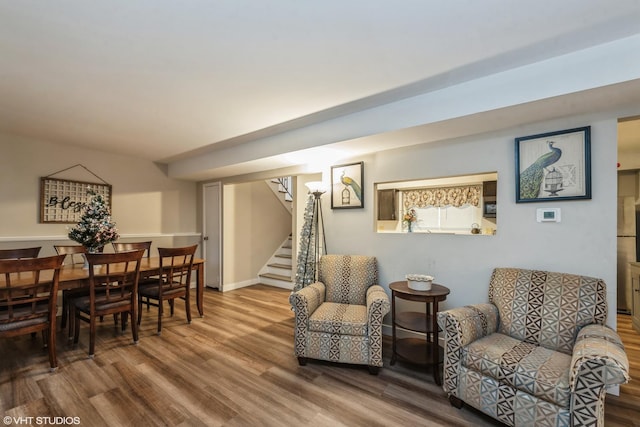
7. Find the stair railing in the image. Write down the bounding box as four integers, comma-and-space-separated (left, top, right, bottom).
274, 176, 293, 201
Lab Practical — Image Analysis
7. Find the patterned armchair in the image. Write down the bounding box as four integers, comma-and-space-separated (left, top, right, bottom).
289, 255, 390, 374
437, 268, 629, 427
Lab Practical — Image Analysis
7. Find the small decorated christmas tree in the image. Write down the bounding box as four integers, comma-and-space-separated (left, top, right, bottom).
68, 189, 119, 251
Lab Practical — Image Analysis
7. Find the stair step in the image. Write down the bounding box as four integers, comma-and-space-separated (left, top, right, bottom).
259, 272, 292, 282
268, 263, 291, 270
275, 253, 292, 259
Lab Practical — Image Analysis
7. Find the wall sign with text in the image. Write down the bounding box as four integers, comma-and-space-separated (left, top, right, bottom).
40, 177, 112, 223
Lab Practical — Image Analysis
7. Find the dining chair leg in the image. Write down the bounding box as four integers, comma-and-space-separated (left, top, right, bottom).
68, 305, 76, 341
157, 300, 163, 335
60, 294, 69, 329
121, 312, 128, 333
89, 315, 97, 358
169, 299, 175, 316
185, 291, 192, 324
137, 297, 143, 325
73, 312, 81, 345
48, 326, 57, 372
131, 309, 139, 344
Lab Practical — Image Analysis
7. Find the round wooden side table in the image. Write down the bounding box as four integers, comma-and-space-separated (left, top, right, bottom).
389, 281, 450, 385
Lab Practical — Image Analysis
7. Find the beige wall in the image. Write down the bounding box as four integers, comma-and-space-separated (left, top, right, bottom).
222, 180, 292, 288
0, 132, 199, 256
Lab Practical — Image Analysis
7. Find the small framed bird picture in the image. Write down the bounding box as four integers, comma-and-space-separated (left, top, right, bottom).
331, 161, 364, 209
515, 126, 591, 203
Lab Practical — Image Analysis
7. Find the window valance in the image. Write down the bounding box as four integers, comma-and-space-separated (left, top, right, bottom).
402, 185, 482, 209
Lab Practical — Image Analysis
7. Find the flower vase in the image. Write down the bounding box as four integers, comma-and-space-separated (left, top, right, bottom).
408, 222, 413, 233
83, 247, 98, 269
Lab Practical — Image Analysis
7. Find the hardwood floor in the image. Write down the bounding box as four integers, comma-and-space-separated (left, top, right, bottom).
1, 285, 638, 426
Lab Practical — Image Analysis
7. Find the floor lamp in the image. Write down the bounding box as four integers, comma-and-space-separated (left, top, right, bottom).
308, 181, 327, 281
294, 181, 327, 291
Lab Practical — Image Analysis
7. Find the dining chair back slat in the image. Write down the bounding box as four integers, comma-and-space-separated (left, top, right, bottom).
0, 247, 41, 260
112, 241, 152, 258
54, 245, 86, 265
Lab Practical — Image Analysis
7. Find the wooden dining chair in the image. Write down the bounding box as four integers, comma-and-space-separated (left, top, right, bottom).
0, 254, 66, 371
137, 245, 197, 335
71, 249, 144, 358
112, 241, 152, 258
113, 241, 154, 310
0, 247, 41, 260
53, 245, 86, 265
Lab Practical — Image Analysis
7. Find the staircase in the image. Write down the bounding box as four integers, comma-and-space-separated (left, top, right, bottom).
258, 235, 294, 289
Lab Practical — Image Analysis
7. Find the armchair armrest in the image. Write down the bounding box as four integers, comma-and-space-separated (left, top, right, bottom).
437, 303, 499, 395
365, 284, 390, 367
570, 324, 630, 391
289, 281, 326, 320
437, 303, 499, 347
366, 285, 390, 319
289, 282, 326, 359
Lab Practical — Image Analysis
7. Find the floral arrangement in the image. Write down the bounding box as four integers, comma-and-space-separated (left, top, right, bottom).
403, 208, 417, 231
68, 189, 119, 251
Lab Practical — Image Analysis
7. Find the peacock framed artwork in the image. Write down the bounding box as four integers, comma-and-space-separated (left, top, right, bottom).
331, 161, 364, 209
515, 126, 591, 203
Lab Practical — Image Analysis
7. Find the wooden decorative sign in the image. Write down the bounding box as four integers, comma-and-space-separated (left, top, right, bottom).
40, 177, 112, 223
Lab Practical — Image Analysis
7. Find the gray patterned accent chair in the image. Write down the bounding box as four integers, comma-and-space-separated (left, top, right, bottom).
289, 255, 390, 374
437, 268, 629, 427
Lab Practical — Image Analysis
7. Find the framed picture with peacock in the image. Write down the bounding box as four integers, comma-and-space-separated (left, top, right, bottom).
331, 161, 364, 209
515, 126, 591, 203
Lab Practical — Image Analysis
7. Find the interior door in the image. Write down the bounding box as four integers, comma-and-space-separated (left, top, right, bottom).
203, 182, 221, 289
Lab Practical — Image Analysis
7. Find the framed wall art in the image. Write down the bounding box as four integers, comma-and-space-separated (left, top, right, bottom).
40, 177, 112, 223
515, 126, 591, 203
331, 161, 364, 209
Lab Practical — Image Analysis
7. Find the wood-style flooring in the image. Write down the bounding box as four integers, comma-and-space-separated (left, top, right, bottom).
1, 285, 638, 426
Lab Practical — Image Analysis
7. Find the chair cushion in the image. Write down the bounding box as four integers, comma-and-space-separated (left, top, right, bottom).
489, 268, 607, 354
138, 284, 186, 299
73, 295, 132, 313
309, 302, 368, 336
319, 255, 378, 305
462, 332, 571, 408
0, 303, 49, 332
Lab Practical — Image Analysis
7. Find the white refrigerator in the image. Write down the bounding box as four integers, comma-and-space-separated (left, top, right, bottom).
617, 196, 636, 314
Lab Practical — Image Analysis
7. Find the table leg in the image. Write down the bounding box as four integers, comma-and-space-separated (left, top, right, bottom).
196, 262, 204, 317
390, 291, 397, 365
433, 301, 441, 386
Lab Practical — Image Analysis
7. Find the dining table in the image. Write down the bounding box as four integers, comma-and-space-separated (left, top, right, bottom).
1, 257, 206, 317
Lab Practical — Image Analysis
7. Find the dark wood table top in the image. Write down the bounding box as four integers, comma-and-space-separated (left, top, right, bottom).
389, 280, 450, 298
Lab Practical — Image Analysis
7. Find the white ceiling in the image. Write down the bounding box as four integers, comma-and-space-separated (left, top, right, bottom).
1, 1, 640, 180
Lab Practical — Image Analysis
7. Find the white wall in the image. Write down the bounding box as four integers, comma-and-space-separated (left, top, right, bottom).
320, 113, 619, 326
0, 133, 199, 255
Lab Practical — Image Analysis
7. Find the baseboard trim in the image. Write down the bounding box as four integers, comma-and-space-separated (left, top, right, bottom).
222, 278, 259, 292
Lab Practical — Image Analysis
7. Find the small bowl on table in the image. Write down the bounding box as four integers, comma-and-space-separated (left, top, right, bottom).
406, 274, 434, 291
